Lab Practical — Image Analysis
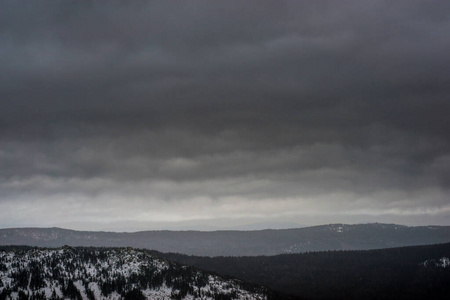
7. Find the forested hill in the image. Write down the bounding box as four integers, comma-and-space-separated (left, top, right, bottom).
1, 244, 449, 300
0, 246, 289, 300
155, 242, 450, 300
1, 223, 450, 256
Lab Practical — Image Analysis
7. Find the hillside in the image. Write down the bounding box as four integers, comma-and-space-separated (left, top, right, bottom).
1, 244, 449, 299
1, 224, 450, 256
0, 246, 285, 300
157, 242, 450, 300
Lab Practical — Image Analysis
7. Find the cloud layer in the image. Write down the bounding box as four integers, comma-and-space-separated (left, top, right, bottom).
1, 0, 449, 230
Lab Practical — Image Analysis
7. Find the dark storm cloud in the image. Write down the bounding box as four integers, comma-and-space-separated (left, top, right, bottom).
1, 0, 449, 227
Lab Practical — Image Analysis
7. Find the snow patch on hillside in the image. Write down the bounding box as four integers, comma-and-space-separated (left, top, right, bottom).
422, 257, 450, 268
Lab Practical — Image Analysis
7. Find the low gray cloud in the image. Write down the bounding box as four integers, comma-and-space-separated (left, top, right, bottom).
1, 0, 449, 229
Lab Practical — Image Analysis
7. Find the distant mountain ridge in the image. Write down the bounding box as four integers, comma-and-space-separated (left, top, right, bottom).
1, 223, 450, 256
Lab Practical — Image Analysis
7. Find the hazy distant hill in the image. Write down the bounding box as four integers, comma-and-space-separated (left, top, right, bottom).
1, 223, 450, 256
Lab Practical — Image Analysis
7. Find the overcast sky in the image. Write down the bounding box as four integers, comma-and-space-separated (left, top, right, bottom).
1, 0, 449, 231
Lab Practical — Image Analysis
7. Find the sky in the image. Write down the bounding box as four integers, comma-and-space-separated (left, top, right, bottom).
1, 0, 450, 231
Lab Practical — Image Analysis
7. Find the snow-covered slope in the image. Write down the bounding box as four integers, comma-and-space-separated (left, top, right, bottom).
0, 247, 268, 300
